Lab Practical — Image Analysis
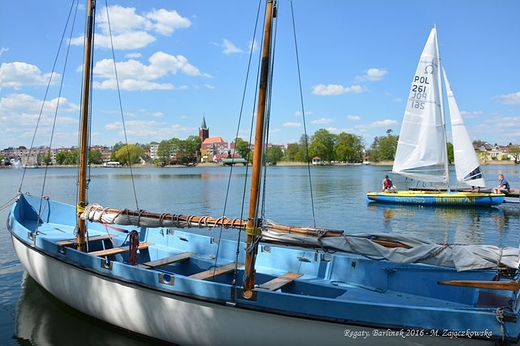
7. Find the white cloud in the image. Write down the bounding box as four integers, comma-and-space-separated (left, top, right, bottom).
369, 119, 399, 128
91, 51, 207, 91
347, 115, 360, 121
0, 62, 60, 89
0, 93, 79, 146
312, 118, 333, 124
312, 84, 367, 96
294, 110, 312, 117
354, 68, 388, 83
283, 122, 301, 127
93, 79, 173, 91
146, 8, 191, 35
460, 110, 484, 119
125, 53, 143, 59
99, 52, 202, 78
70, 5, 191, 50
105, 119, 194, 139
494, 91, 520, 105
1, 93, 78, 115
222, 39, 243, 55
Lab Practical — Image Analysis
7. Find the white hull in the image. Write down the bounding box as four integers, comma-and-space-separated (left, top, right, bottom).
11, 232, 484, 345
10, 234, 343, 345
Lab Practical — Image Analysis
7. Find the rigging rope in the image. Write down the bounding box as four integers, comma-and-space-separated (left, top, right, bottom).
103, 0, 140, 211
204, 0, 317, 284
13, 0, 82, 228
288, 1, 316, 228
216, 0, 264, 288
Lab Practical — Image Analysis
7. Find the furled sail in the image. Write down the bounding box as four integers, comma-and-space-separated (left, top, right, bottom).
82, 204, 519, 271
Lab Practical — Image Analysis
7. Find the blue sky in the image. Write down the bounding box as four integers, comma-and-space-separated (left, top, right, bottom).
1, 0, 519, 150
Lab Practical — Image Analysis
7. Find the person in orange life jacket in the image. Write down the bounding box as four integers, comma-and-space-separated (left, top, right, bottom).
382, 175, 396, 192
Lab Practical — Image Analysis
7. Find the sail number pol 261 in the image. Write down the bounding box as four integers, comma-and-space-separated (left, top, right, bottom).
409, 76, 429, 109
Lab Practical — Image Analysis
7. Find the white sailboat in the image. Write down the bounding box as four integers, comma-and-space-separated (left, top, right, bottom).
7, 3, 519, 345
367, 27, 504, 206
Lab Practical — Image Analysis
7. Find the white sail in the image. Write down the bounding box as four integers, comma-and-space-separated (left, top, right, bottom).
443, 68, 486, 188
392, 27, 448, 183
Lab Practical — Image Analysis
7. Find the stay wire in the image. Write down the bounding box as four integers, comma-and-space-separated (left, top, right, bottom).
219, 0, 264, 284
289, 0, 316, 228
103, 0, 140, 210
17, 0, 79, 196
46, 0, 82, 207
16, 0, 81, 227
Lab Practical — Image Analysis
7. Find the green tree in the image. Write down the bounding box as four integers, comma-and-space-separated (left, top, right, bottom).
234, 138, 251, 160
295, 134, 310, 162
89, 149, 103, 164
38, 152, 52, 165
507, 145, 520, 164
265, 146, 284, 165
335, 132, 364, 163
114, 144, 144, 165
309, 129, 336, 162
111, 142, 125, 161
157, 140, 172, 165
182, 135, 201, 164
283, 143, 299, 162
368, 130, 398, 162
447, 142, 454, 164
56, 150, 78, 165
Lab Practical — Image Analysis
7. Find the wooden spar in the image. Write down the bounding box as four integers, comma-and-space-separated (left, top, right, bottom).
76, 0, 95, 252
243, 0, 275, 294
438, 279, 520, 291
83, 207, 414, 250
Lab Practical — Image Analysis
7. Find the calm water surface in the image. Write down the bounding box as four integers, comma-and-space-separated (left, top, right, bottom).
0, 164, 519, 345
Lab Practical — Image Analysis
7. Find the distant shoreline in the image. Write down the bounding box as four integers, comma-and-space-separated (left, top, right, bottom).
372, 160, 517, 166
1, 160, 516, 170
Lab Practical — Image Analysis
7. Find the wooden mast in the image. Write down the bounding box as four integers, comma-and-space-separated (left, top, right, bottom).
243, 0, 276, 294
76, 0, 96, 251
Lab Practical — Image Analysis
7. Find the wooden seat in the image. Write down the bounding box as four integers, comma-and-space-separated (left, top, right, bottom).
257, 272, 302, 291
138, 252, 194, 269
57, 234, 113, 247
189, 262, 243, 280
89, 242, 153, 257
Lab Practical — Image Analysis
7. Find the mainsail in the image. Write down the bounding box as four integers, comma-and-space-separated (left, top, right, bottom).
392, 27, 448, 183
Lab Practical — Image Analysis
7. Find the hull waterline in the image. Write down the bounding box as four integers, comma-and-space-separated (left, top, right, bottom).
366, 191, 505, 207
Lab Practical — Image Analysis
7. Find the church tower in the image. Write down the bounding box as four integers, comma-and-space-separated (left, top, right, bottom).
199, 115, 209, 143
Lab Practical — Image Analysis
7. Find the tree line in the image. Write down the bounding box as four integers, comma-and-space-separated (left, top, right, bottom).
6, 128, 519, 166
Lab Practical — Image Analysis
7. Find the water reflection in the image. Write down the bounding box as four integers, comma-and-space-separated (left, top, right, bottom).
14, 273, 166, 346
366, 203, 509, 246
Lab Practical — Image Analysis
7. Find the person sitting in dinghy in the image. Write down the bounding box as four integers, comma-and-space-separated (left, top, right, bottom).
493, 174, 510, 194
382, 175, 396, 192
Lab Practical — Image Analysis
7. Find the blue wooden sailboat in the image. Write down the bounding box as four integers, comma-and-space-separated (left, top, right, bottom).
366, 27, 504, 207
7, 2, 520, 344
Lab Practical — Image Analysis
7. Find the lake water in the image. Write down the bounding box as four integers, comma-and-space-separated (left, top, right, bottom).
0, 164, 519, 345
